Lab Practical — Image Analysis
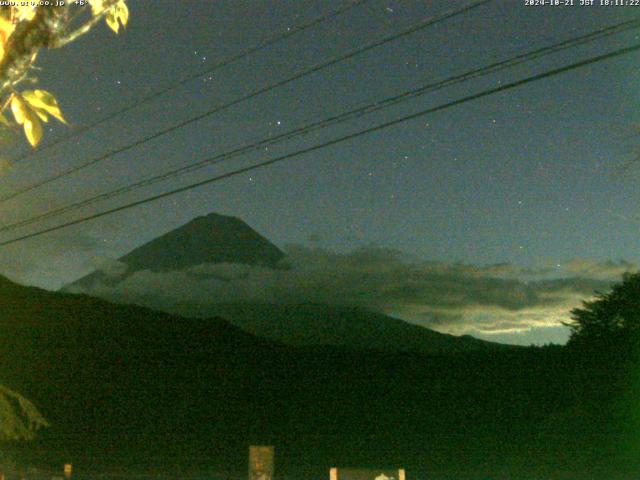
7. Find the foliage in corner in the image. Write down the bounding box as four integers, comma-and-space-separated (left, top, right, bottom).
0, 0, 129, 147
0, 385, 49, 440
0, 0, 130, 443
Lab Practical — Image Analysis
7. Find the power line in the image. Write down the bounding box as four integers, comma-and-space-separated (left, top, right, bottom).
2, 42, 638, 247
0, 17, 637, 234
9, 0, 374, 165
0, 0, 492, 204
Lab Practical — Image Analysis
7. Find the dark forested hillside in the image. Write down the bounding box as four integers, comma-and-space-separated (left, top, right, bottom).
0, 275, 635, 478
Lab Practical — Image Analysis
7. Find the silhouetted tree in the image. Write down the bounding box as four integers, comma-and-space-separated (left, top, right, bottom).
560, 273, 640, 472
566, 272, 640, 354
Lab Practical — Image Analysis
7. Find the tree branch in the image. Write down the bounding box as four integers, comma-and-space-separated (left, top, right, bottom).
0, 6, 68, 94
52, 5, 111, 48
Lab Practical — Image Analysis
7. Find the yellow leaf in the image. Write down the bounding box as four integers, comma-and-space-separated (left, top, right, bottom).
117, 1, 129, 27
10, 95, 28, 125
23, 109, 42, 147
105, 10, 119, 33
12, 5, 36, 21
33, 108, 48, 122
0, 17, 15, 62
22, 89, 65, 124
89, 0, 108, 16
105, 0, 128, 33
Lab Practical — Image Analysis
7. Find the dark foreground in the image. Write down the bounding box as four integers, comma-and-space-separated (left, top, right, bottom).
0, 276, 638, 479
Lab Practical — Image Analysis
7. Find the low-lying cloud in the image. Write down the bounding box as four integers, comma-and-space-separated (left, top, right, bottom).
70, 245, 636, 345
0, 231, 101, 289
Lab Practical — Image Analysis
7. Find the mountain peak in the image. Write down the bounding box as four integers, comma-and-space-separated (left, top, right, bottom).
67, 212, 285, 290
187, 212, 243, 226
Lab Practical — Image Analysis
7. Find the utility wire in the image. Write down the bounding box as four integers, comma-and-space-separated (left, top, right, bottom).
9, 0, 374, 165
0, 17, 637, 233
1, 42, 638, 247
0, 0, 492, 203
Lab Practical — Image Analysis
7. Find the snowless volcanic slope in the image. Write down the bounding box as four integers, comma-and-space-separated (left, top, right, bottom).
67, 212, 285, 289
64, 212, 512, 354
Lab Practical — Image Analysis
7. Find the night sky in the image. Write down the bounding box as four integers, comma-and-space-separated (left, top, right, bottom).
0, 0, 639, 345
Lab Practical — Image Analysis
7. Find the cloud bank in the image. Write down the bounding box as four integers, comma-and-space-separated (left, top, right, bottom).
0, 231, 101, 289
71, 245, 636, 345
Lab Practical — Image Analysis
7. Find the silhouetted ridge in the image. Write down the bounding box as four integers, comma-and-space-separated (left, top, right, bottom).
121, 213, 284, 270
64, 213, 511, 354
67, 212, 284, 289
190, 303, 508, 354
0, 277, 628, 477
